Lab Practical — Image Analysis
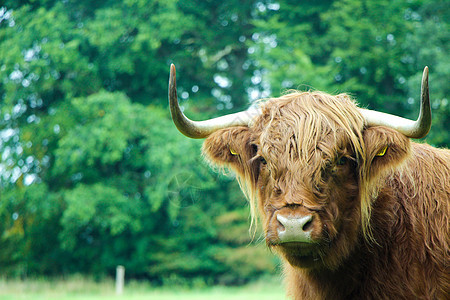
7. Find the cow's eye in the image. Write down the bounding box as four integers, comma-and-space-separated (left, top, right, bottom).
336, 157, 347, 166
259, 156, 267, 165
274, 186, 282, 195
251, 144, 258, 154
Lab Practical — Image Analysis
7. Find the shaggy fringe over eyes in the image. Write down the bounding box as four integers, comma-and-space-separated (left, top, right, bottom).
250, 91, 377, 241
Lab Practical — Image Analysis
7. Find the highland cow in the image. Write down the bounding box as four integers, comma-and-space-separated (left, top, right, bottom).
168, 64, 449, 299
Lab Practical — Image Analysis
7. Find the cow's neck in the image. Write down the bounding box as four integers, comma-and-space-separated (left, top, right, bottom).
284, 249, 366, 299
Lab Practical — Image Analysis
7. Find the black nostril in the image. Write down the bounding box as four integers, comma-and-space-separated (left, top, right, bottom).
302, 218, 313, 232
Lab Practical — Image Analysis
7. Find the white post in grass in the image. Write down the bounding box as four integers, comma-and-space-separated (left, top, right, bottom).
116, 265, 125, 295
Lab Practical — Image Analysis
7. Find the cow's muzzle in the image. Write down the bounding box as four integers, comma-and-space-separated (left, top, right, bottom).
277, 214, 314, 243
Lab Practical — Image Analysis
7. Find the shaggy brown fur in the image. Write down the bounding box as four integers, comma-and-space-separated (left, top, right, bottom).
202, 92, 449, 299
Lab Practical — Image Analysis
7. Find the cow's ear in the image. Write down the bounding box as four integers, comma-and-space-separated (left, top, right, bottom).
362, 126, 411, 180
202, 127, 256, 177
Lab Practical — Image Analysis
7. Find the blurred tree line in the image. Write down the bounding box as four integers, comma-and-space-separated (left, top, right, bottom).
0, 0, 448, 285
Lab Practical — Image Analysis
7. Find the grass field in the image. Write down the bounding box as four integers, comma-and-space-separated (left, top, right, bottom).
0, 276, 287, 300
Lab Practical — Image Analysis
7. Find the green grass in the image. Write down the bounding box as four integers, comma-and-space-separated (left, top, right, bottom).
0, 276, 287, 300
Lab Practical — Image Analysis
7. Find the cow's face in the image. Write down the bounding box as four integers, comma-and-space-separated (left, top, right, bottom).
203, 92, 411, 270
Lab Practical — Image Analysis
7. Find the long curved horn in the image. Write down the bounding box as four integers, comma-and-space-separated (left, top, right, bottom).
359, 67, 431, 139
168, 64, 260, 138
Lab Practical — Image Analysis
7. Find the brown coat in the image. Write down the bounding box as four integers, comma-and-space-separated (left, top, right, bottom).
202, 92, 449, 299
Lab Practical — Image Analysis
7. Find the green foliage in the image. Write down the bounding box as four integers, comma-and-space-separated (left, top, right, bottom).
0, 0, 448, 285
60, 183, 140, 249
253, 0, 448, 146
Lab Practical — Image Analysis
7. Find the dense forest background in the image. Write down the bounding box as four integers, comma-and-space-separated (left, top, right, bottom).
0, 0, 448, 285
